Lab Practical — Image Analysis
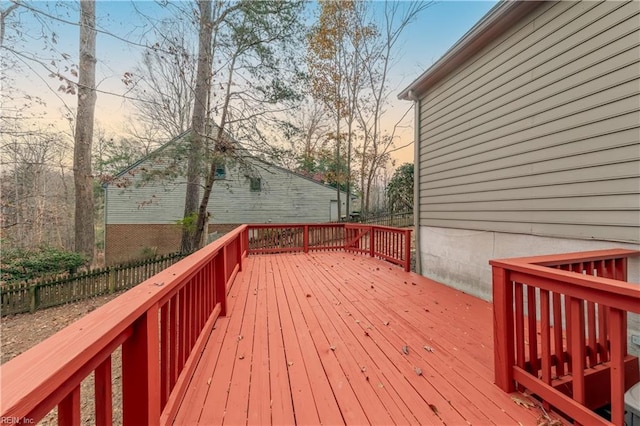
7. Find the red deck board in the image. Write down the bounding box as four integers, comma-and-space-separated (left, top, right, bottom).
173, 252, 548, 425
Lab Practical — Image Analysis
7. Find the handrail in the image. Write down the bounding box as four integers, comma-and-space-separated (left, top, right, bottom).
490, 249, 640, 426
246, 223, 412, 271
0, 225, 249, 425
0, 223, 408, 424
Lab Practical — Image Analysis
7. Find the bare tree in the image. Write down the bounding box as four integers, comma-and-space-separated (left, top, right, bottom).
181, 0, 214, 253
73, 0, 97, 264
355, 1, 431, 213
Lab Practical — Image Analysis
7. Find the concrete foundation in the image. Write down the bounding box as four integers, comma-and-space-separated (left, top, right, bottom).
419, 226, 640, 356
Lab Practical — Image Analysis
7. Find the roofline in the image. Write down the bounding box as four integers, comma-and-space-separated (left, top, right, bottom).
398, 0, 544, 101
104, 128, 355, 198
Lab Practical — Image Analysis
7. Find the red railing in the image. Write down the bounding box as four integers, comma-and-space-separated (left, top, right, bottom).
0, 223, 409, 425
0, 225, 249, 425
247, 223, 412, 271
490, 249, 640, 425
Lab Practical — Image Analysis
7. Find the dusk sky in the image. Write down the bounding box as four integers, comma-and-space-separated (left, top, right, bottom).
3, 0, 498, 165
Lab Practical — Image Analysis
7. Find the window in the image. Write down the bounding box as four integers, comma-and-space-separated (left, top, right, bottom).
214, 165, 226, 179
250, 177, 261, 192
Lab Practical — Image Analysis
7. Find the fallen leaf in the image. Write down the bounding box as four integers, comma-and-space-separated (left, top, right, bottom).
330, 345, 336, 351
414, 367, 423, 376
402, 345, 409, 355
383, 321, 390, 326
207, 378, 212, 385
287, 361, 294, 367
306, 293, 312, 298
355, 319, 361, 323
237, 335, 243, 342
429, 404, 438, 415
377, 382, 384, 388
411, 282, 416, 286
423, 345, 434, 352
238, 354, 245, 360
360, 366, 366, 372
511, 395, 535, 409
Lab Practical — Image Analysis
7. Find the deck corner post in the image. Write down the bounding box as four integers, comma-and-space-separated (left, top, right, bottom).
404, 229, 411, 272
304, 225, 309, 253
492, 265, 515, 392
122, 307, 161, 426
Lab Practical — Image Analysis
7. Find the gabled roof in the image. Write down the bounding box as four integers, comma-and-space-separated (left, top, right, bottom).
398, 0, 543, 101
105, 128, 354, 197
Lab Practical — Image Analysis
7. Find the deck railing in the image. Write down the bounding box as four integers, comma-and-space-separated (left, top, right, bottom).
247, 223, 412, 271
0, 225, 249, 425
490, 249, 640, 426
0, 223, 412, 425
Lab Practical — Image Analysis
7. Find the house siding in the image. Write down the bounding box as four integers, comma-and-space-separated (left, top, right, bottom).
105, 155, 347, 226
417, 0, 640, 243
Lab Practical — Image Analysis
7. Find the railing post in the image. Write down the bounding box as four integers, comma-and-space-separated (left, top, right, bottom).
122, 307, 161, 426
214, 250, 227, 316
304, 225, 309, 253
369, 226, 375, 258
492, 266, 515, 392
609, 308, 625, 426
404, 229, 411, 272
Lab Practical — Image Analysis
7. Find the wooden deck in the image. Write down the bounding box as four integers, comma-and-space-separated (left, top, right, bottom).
173, 252, 544, 425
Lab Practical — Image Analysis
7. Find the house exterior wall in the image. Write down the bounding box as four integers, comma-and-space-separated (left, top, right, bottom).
105, 157, 348, 226
416, 0, 639, 243
104, 148, 351, 264
412, 1, 640, 355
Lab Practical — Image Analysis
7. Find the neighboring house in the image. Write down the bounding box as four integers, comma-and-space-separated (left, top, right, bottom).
104, 131, 354, 264
399, 1, 639, 348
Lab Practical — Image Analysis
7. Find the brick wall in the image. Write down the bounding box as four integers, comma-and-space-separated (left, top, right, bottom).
105, 224, 182, 265
105, 223, 242, 265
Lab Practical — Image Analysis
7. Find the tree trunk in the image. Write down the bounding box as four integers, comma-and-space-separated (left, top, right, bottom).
181, 0, 213, 253
73, 0, 97, 264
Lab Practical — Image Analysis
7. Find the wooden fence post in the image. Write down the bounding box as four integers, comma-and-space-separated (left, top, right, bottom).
29, 285, 36, 313
492, 266, 515, 392
108, 268, 115, 294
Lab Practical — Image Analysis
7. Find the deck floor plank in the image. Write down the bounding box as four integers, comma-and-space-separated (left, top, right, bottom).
275, 255, 345, 425
289, 255, 446, 425
262, 256, 296, 426
174, 252, 547, 425
195, 256, 257, 425
304, 254, 486, 425
273, 257, 371, 425
171, 259, 248, 424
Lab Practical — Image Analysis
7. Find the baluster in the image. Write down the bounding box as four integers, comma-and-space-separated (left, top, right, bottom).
527, 285, 538, 375
58, 385, 81, 426
552, 293, 565, 377
95, 356, 113, 426
514, 282, 525, 390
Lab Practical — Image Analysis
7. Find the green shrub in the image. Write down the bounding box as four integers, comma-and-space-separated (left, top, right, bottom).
1, 246, 86, 283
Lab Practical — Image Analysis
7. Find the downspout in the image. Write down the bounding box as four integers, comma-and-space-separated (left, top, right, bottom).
408, 90, 421, 274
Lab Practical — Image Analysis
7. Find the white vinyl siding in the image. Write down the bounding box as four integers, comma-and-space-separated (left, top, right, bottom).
417, 0, 640, 243
105, 155, 346, 225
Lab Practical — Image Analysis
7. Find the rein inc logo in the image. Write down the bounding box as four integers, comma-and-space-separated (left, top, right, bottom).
0, 418, 35, 424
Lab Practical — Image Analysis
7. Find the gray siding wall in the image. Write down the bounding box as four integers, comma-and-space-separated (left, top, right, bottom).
105, 157, 347, 225
417, 0, 640, 243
